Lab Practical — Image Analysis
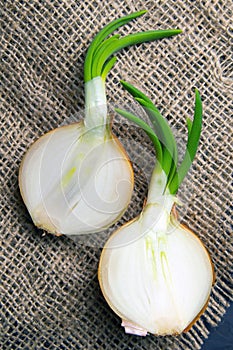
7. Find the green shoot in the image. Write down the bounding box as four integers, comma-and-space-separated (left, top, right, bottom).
120, 80, 178, 182
84, 10, 147, 82
84, 11, 182, 82
168, 89, 202, 194
117, 82, 202, 195
115, 108, 163, 165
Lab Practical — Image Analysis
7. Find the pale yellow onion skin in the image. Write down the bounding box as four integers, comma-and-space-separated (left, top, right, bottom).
98, 210, 214, 336
19, 121, 134, 236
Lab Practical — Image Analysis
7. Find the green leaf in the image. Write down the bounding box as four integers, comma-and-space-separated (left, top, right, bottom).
92, 29, 182, 78
115, 108, 163, 165
84, 10, 147, 82
137, 100, 178, 179
101, 57, 117, 81
169, 89, 202, 194
120, 80, 154, 107
120, 80, 179, 182
186, 117, 193, 137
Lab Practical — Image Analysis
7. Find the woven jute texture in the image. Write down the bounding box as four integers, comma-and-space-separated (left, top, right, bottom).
1, 0, 232, 349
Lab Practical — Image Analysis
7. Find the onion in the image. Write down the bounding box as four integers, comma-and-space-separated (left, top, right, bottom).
19, 11, 181, 236
98, 81, 214, 335
19, 119, 133, 235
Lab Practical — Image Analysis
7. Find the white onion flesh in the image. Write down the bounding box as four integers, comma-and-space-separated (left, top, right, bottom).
19, 122, 133, 235
99, 201, 214, 336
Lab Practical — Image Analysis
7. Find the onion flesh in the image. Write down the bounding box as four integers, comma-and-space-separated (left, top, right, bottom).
19, 121, 133, 235
99, 204, 214, 335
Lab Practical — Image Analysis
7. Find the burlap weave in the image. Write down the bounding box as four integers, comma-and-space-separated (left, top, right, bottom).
1, 0, 232, 349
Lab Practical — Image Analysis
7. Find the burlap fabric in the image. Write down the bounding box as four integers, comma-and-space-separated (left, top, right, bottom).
1, 0, 232, 349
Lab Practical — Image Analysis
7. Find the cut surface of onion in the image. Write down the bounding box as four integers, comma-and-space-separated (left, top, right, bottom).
19, 11, 181, 236
98, 81, 214, 335
19, 124, 132, 235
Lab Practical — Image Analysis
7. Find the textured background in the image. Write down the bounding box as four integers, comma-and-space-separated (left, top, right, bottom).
1, 0, 232, 349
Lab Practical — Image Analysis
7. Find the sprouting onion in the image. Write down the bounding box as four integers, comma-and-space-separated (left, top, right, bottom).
19, 11, 181, 236
98, 81, 214, 336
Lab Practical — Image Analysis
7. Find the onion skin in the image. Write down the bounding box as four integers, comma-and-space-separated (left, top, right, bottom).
98, 210, 214, 336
